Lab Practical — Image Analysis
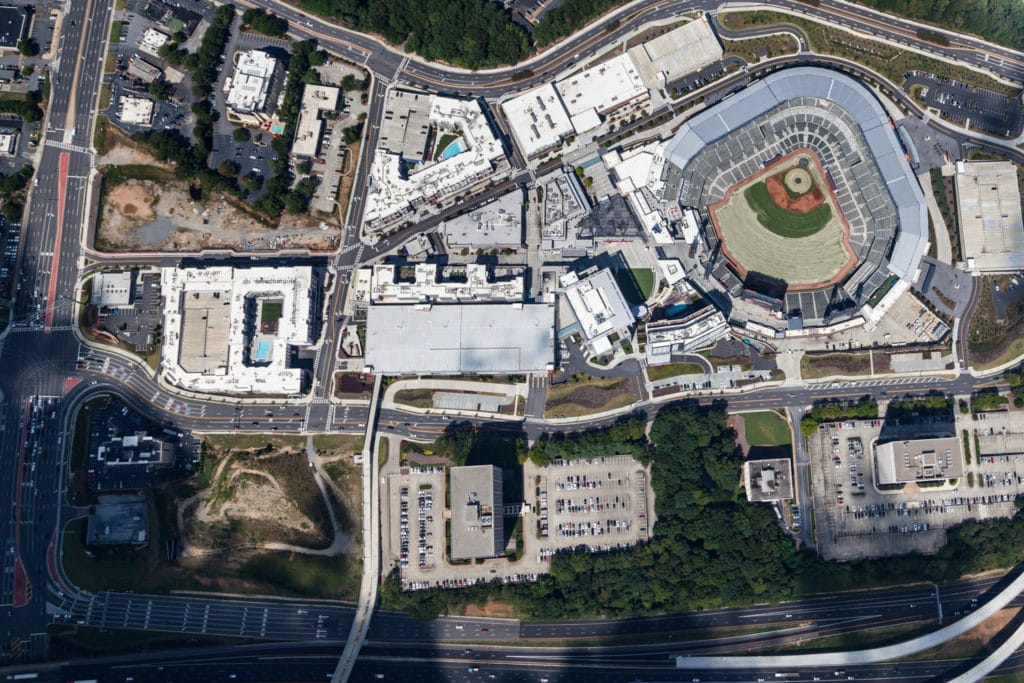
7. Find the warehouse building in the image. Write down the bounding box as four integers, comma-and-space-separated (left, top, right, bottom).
955, 160, 1024, 273
450, 465, 505, 560
554, 53, 648, 133
875, 437, 963, 486
364, 303, 554, 375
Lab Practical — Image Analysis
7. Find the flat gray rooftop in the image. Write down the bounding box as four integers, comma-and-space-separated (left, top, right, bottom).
365, 304, 554, 375
178, 288, 231, 374
450, 465, 504, 560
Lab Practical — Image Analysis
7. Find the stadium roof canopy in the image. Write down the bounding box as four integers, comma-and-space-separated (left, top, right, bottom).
663, 67, 927, 282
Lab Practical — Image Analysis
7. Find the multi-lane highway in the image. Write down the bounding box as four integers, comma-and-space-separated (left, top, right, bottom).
1, 0, 1024, 677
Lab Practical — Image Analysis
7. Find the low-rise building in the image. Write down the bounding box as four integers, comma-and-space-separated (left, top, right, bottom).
645, 307, 730, 365
292, 84, 340, 159
224, 49, 282, 126
627, 15, 723, 90
450, 465, 505, 560
561, 268, 633, 356
501, 84, 574, 159
92, 271, 134, 308
379, 89, 433, 163
554, 53, 648, 134
744, 458, 793, 502
138, 27, 170, 58
365, 303, 554, 375
160, 266, 317, 396
117, 95, 155, 126
0, 128, 16, 155
97, 432, 174, 468
441, 190, 523, 250
0, 6, 25, 50
875, 437, 964, 486
86, 493, 149, 547
955, 160, 1024, 273
126, 58, 162, 84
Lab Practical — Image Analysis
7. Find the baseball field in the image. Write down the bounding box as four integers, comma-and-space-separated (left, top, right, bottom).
708, 151, 856, 289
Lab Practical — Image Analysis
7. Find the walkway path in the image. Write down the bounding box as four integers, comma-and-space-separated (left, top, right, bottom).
918, 171, 954, 265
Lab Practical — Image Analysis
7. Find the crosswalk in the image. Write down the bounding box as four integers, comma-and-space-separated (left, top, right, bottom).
817, 376, 942, 390
45, 139, 93, 156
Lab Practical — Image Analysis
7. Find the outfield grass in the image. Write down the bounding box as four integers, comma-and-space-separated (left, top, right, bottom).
742, 411, 792, 447
743, 181, 832, 238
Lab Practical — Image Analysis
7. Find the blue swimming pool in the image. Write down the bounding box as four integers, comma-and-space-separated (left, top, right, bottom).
666, 302, 689, 317
255, 339, 272, 362
439, 139, 464, 160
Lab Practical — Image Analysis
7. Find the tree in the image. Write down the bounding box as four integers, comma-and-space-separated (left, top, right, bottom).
241, 8, 288, 37
240, 172, 264, 192
296, 159, 312, 175
216, 160, 240, 177
232, 127, 251, 143
148, 79, 172, 100
342, 123, 363, 145
2, 201, 22, 223
17, 38, 38, 57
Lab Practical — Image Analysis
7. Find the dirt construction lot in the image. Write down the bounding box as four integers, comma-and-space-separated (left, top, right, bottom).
98, 179, 341, 253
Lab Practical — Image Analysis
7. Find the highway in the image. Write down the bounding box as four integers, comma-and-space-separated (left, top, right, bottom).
0, 0, 1023, 676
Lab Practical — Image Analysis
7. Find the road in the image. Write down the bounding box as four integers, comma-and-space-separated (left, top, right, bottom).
1, 0, 1024, 675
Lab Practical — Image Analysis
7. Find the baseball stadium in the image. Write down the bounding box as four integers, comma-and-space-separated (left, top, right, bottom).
662, 66, 928, 329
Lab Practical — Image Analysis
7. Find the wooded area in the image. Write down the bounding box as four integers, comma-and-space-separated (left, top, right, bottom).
857, 0, 1024, 50
298, 0, 529, 68
384, 401, 1024, 620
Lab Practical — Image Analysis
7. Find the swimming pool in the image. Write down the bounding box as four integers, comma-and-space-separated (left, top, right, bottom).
439, 139, 464, 160
255, 339, 272, 362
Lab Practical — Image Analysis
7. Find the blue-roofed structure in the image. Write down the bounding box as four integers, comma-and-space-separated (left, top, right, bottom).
662, 67, 927, 327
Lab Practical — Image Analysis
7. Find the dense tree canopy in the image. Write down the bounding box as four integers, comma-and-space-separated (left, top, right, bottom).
858, 0, 1024, 51
298, 0, 529, 68
242, 8, 288, 37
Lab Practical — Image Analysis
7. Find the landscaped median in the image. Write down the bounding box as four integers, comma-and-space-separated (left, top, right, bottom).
544, 374, 637, 419
384, 378, 527, 419
645, 360, 708, 382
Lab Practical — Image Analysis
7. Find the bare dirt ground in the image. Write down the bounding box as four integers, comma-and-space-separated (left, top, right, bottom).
766, 168, 825, 213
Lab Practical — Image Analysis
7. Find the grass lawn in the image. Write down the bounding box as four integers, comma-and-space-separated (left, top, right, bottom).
312, 434, 363, 453
801, 352, 873, 378
98, 82, 112, 110
238, 551, 361, 602
766, 620, 935, 654
260, 301, 283, 324
545, 376, 636, 418
743, 181, 832, 237
393, 388, 434, 408
201, 433, 305, 452
631, 268, 655, 299
741, 410, 791, 447
109, 20, 123, 42
646, 361, 706, 381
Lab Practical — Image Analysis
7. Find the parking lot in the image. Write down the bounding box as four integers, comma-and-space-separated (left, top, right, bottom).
904, 71, 1024, 137
808, 409, 1024, 561
533, 455, 653, 559
385, 467, 446, 590
92, 272, 162, 352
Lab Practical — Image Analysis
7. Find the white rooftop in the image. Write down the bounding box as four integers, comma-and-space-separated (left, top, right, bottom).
501, 83, 574, 158
364, 93, 508, 229
118, 95, 154, 126
225, 50, 277, 115
441, 190, 523, 248
160, 266, 314, 396
627, 16, 723, 89
366, 263, 525, 304
561, 268, 633, 347
139, 27, 170, 56
365, 304, 554, 375
956, 160, 1024, 273
555, 53, 648, 131
93, 271, 133, 308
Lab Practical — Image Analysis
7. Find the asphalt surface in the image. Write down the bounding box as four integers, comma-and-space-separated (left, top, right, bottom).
2, 0, 1024, 676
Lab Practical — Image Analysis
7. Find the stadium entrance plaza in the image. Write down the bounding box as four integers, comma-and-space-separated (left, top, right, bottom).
807, 410, 1024, 561
383, 456, 653, 589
